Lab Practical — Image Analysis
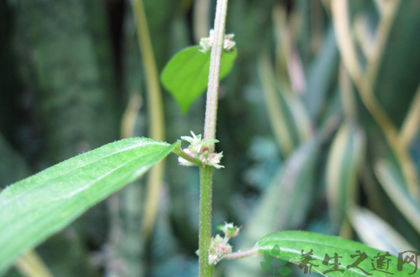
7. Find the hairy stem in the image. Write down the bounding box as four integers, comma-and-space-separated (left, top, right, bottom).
203, 0, 228, 149
199, 166, 214, 276
199, 1, 229, 275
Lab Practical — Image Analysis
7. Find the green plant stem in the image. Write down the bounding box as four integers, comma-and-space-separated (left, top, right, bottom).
199, 0, 229, 276
199, 166, 214, 276
203, 0, 228, 148
131, 0, 166, 237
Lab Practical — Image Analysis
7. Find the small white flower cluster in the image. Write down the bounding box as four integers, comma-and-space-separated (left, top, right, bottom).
208, 222, 241, 265
200, 30, 236, 53
178, 131, 224, 169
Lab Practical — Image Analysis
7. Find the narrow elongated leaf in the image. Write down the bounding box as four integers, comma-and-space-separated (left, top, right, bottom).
256, 231, 420, 276
161, 46, 237, 113
375, 160, 420, 234
372, 0, 420, 128
303, 26, 338, 121
258, 53, 311, 156
349, 206, 414, 255
0, 138, 178, 274
326, 121, 365, 230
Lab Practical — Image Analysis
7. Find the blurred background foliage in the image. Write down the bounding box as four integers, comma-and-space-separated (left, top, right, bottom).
1, 0, 419, 276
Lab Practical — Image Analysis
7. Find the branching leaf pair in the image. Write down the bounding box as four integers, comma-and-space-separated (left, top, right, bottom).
260, 244, 292, 276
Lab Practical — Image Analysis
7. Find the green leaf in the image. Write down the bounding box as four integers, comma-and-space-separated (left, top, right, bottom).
375, 160, 420, 234
161, 46, 237, 113
263, 251, 273, 263
256, 231, 420, 276
277, 259, 288, 266
0, 138, 178, 274
259, 261, 272, 271
349, 206, 414, 255
278, 266, 292, 276
303, 25, 338, 121
326, 121, 365, 230
271, 244, 280, 257
372, 0, 420, 128
258, 53, 311, 156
